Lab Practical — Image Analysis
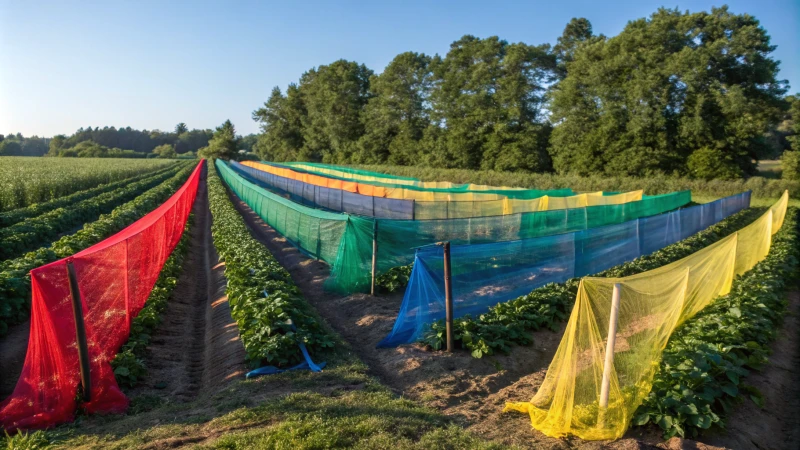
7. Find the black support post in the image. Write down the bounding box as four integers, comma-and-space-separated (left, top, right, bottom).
438, 241, 454, 352
371, 221, 379, 295
66, 260, 91, 402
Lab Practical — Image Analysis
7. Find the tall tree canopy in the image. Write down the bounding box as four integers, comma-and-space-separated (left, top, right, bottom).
199, 120, 239, 160
549, 6, 788, 178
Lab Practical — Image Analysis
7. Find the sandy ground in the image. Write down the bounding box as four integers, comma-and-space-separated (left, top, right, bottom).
228, 189, 800, 450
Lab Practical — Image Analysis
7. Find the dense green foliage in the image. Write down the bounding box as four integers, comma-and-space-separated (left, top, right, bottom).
0, 162, 194, 335
253, 6, 789, 179
635, 208, 798, 438
0, 157, 175, 211
50, 140, 150, 158
207, 161, 334, 366
111, 218, 192, 388
0, 163, 176, 227
46, 124, 212, 155
0, 133, 49, 156
0, 166, 180, 260
421, 207, 767, 357
198, 120, 240, 160
355, 163, 798, 199
782, 150, 800, 181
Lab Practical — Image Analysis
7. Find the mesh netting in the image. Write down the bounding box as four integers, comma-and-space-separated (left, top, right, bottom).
504, 191, 788, 440
378, 191, 751, 347
217, 161, 692, 293
244, 161, 574, 200
281, 161, 527, 191
0, 161, 203, 431
232, 161, 644, 219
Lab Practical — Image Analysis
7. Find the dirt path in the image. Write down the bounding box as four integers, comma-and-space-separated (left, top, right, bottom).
128, 169, 245, 401
226, 186, 800, 450
0, 321, 29, 398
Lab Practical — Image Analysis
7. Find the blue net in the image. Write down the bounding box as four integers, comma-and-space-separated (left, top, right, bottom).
378, 191, 752, 347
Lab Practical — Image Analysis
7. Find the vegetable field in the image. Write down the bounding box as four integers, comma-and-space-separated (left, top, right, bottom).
0, 157, 176, 211
1, 158, 798, 450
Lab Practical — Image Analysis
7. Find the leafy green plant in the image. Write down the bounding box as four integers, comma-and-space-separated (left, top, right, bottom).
111, 218, 192, 388
0, 163, 195, 335
421, 207, 768, 357
207, 160, 334, 367
375, 264, 412, 292
634, 207, 799, 438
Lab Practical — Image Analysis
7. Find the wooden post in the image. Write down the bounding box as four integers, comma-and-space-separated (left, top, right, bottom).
438, 241, 454, 352
599, 283, 622, 410
66, 260, 91, 402
370, 221, 379, 296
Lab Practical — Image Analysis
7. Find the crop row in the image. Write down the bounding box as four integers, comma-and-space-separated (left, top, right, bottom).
207, 161, 334, 367
0, 163, 180, 228
0, 157, 175, 211
0, 164, 197, 335
634, 208, 799, 438
0, 163, 186, 260
111, 217, 193, 388
421, 206, 769, 357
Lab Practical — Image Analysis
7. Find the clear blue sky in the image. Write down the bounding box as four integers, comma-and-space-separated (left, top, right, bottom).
2, 0, 798, 138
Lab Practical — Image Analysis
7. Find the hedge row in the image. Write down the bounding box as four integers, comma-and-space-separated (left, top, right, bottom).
0, 164, 183, 260
634, 208, 799, 438
354, 164, 795, 199
207, 161, 334, 367
111, 216, 193, 388
0, 163, 196, 335
421, 207, 769, 357
0, 163, 179, 228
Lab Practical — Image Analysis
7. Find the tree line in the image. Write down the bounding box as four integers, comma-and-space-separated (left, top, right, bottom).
1, 123, 258, 159
252, 6, 798, 180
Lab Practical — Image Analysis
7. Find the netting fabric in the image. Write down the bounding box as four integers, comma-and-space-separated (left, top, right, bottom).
378, 191, 751, 347
504, 191, 788, 440
216, 162, 691, 293
0, 161, 203, 431
242, 160, 572, 201
231, 161, 644, 219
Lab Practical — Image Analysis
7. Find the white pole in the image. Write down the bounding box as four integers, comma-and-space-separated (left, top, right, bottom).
599, 283, 622, 410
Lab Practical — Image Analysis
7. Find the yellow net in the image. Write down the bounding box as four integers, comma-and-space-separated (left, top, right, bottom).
281, 161, 527, 191
505, 191, 789, 440
240, 161, 643, 213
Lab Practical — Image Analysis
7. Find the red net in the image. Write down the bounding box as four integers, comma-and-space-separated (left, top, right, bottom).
0, 160, 204, 431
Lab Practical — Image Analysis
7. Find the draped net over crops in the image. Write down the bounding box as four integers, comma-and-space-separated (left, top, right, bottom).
504, 191, 788, 441
0, 161, 203, 431
242, 160, 575, 202
216, 161, 691, 293
232, 161, 643, 219
378, 191, 751, 347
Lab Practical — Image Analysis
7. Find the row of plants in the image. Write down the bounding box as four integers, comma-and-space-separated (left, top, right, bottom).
111, 217, 193, 388
0, 163, 187, 260
421, 206, 769, 358
207, 161, 335, 367
0, 157, 176, 211
354, 164, 796, 199
0, 163, 197, 335
0, 162, 179, 228
634, 208, 799, 438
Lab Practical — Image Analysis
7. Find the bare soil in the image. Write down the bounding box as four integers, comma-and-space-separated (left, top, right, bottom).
0, 321, 29, 398
129, 168, 246, 401
228, 190, 800, 450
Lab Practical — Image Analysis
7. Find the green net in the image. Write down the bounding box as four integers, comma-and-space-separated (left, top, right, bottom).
217, 160, 692, 293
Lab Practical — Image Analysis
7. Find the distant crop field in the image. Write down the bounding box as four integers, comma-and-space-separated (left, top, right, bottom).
0, 157, 175, 211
